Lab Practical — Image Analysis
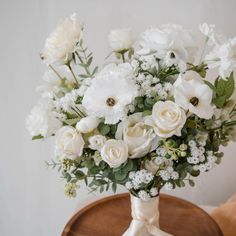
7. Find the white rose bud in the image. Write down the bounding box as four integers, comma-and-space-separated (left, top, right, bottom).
41, 13, 82, 65
88, 135, 106, 151
146, 101, 186, 138
76, 116, 100, 133
101, 139, 128, 168
108, 28, 133, 52
55, 126, 84, 160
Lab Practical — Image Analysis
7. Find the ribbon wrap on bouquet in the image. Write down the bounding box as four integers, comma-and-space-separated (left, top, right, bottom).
122, 194, 173, 236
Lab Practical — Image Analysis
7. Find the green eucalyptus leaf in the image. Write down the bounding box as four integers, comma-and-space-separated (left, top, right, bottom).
188, 179, 195, 187
112, 182, 117, 193
98, 123, 110, 136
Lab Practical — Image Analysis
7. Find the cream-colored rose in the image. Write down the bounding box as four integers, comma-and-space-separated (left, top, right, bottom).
41, 14, 82, 64
101, 139, 128, 168
55, 126, 84, 160
108, 28, 133, 52
116, 113, 158, 158
76, 116, 100, 133
88, 135, 106, 151
144, 159, 160, 174
147, 101, 186, 138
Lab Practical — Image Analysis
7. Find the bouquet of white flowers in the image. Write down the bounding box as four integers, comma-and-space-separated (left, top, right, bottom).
26, 14, 236, 235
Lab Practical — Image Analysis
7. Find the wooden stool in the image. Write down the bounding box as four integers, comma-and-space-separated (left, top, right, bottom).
62, 193, 223, 236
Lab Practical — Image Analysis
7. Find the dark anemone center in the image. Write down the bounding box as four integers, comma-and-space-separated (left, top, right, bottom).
190, 97, 199, 106
106, 97, 116, 107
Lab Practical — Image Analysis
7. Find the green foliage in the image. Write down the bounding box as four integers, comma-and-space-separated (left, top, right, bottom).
32, 134, 44, 140
208, 73, 235, 108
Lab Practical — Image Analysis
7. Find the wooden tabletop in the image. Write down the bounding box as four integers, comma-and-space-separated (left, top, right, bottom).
62, 193, 223, 236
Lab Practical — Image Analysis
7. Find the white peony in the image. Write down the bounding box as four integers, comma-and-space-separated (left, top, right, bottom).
138, 24, 196, 67
88, 135, 106, 151
146, 101, 186, 138
174, 71, 214, 119
82, 63, 138, 124
76, 116, 100, 133
108, 28, 133, 52
115, 113, 158, 158
26, 98, 64, 138
41, 14, 82, 65
205, 37, 236, 78
55, 126, 84, 160
101, 139, 128, 168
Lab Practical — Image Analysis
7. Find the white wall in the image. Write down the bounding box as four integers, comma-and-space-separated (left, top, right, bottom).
1, 0, 236, 235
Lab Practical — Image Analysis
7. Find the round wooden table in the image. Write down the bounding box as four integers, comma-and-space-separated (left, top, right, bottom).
62, 193, 223, 236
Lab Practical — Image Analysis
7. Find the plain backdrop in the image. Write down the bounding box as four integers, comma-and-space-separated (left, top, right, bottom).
1, 0, 236, 235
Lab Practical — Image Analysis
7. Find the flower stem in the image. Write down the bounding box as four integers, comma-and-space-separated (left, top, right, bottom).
67, 63, 79, 86
48, 64, 63, 80
121, 52, 125, 63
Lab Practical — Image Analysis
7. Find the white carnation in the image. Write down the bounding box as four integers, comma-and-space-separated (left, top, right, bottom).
26, 98, 64, 138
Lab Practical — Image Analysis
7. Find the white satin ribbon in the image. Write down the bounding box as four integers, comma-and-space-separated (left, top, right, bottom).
122, 194, 173, 236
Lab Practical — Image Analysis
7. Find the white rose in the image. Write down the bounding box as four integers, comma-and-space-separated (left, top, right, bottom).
146, 101, 186, 138
41, 14, 82, 64
55, 126, 84, 160
88, 135, 106, 151
101, 139, 128, 168
144, 159, 160, 174
108, 28, 133, 52
76, 116, 100, 133
116, 113, 158, 159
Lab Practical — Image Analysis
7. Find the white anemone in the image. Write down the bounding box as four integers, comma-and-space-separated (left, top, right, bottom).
174, 71, 214, 119
82, 63, 138, 124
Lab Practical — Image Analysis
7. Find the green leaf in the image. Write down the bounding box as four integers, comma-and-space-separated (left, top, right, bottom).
114, 170, 127, 181
87, 57, 93, 67
79, 74, 90, 79
188, 179, 195, 187
92, 66, 98, 76
98, 123, 110, 136
213, 96, 227, 108
112, 182, 117, 193
74, 170, 85, 179
216, 79, 225, 96
224, 72, 235, 99
32, 134, 44, 140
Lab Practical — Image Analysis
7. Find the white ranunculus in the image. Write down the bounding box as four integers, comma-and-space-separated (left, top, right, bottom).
76, 116, 100, 133
88, 135, 106, 151
108, 28, 133, 52
174, 71, 214, 119
26, 98, 64, 138
41, 14, 82, 65
116, 113, 158, 158
101, 139, 128, 168
138, 24, 197, 67
55, 126, 85, 160
146, 101, 186, 138
82, 63, 138, 124
205, 37, 236, 78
